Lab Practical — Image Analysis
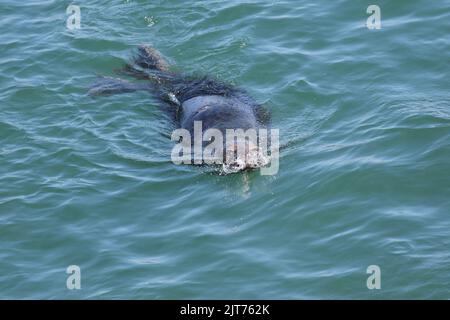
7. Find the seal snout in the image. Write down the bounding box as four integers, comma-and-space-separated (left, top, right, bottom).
223, 140, 269, 173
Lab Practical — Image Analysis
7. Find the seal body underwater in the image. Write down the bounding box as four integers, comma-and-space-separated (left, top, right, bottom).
89, 45, 271, 172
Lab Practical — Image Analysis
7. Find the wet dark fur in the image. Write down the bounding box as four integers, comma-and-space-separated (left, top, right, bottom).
88, 45, 275, 171
89, 45, 271, 127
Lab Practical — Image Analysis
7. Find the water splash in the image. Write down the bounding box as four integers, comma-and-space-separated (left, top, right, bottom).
220, 148, 271, 175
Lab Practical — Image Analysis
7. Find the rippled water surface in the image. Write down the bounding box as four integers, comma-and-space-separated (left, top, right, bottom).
1, 0, 449, 299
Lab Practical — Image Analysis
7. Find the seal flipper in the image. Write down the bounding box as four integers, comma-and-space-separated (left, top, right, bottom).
116, 45, 185, 109
116, 45, 176, 85
133, 45, 170, 72
88, 76, 149, 96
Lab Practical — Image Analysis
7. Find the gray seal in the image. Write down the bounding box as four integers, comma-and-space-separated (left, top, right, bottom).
89, 45, 271, 171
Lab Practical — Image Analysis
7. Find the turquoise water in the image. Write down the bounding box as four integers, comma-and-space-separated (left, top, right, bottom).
1, 0, 449, 299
